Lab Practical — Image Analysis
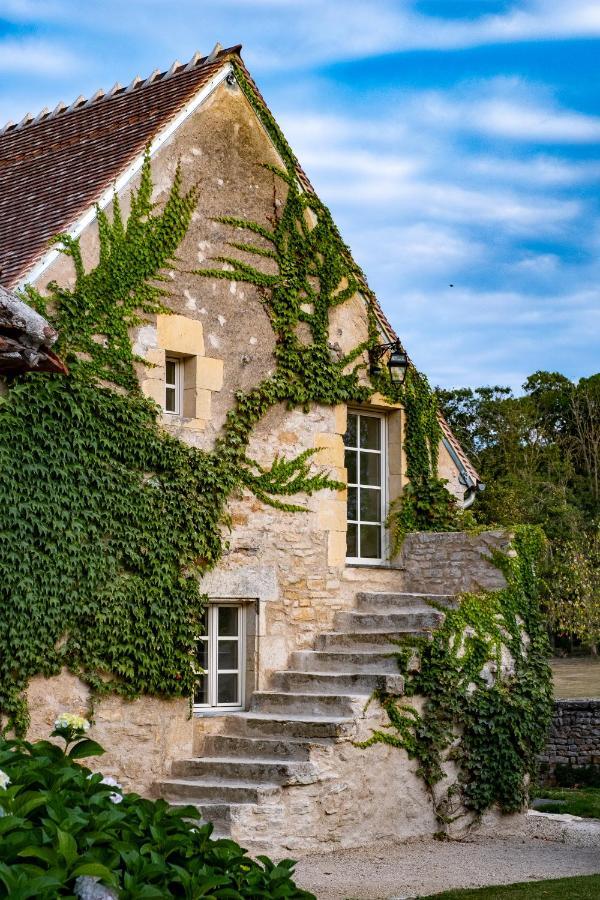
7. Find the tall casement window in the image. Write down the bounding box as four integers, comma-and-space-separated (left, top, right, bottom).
344, 411, 386, 563
194, 604, 245, 711
164, 357, 182, 415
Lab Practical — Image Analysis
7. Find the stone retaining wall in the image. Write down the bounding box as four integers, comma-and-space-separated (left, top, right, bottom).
394, 529, 510, 595
539, 699, 600, 781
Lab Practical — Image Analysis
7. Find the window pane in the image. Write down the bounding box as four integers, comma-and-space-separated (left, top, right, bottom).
344, 414, 358, 448
345, 449, 357, 484
360, 488, 381, 523
165, 387, 176, 413
218, 606, 239, 637
218, 673, 238, 704
195, 638, 208, 671
359, 416, 380, 450
360, 452, 381, 486
347, 486, 358, 521
346, 523, 358, 558
166, 360, 176, 385
360, 524, 381, 559
218, 639, 238, 671
194, 675, 208, 705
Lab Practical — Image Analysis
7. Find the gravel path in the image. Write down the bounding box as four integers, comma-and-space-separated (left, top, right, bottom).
293, 834, 600, 899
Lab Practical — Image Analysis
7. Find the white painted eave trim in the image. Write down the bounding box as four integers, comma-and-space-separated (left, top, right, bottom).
17, 62, 233, 290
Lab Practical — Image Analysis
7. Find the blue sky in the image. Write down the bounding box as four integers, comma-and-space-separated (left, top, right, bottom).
1, 1, 599, 390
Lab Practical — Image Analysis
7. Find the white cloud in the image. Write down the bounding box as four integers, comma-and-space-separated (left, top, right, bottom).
512, 253, 561, 277
234, 0, 600, 68
389, 285, 600, 388
0, 38, 79, 75
282, 110, 581, 236
5, 0, 600, 73
469, 155, 600, 186
418, 78, 600, 144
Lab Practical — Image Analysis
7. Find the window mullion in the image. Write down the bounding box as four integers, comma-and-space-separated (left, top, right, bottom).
209, 606, 217, 708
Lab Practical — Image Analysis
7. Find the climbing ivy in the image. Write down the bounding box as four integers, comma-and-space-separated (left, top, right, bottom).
0, 67, 456, 736
374, 367, 465, 554
358, 525, 553, 828
212, 63, 456, 533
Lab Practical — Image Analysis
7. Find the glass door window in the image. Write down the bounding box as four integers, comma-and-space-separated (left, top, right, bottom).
194, 604, 244, 710
344, 412, 386, 562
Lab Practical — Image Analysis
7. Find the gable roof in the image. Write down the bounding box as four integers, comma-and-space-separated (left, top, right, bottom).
0, 44, 241, 288
0, 45, 480, 487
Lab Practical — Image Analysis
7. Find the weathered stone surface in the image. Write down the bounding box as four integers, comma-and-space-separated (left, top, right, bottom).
539, 699, 600, 781
394, 530, 510, 594
26, 670, 193, 793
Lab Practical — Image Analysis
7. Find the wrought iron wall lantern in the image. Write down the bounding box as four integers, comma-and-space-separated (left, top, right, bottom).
369, 339, 409, 384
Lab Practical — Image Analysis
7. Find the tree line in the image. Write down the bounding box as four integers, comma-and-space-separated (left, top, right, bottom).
437, 371, 600, 654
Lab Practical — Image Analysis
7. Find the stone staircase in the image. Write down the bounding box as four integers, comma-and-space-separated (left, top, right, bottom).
155, 590, 454, 846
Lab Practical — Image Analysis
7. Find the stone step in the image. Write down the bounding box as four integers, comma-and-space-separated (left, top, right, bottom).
356, 591, 456, 611
198, 733, 318, 761
316, 630, 432, 651
168, 799, 235, 835
215, 712, 355, 739
270, 670, 404, 696
172, 756, 319, 785
290, 649, 399, 673
334, 609, 444, 632
156, 778, 281, 804
251, 690, 363, 717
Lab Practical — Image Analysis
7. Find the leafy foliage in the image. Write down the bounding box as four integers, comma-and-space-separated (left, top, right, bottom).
0, 735, 312, 898
544, 531, 600, 649
382, 368, 467, 553
437, 372, 600, 650
358, 527, 553, 827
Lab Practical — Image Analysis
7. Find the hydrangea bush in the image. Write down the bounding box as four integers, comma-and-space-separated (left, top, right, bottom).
0, 723, 312, 899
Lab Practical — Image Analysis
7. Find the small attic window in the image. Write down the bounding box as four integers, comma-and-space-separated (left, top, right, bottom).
165, 357, 182, 414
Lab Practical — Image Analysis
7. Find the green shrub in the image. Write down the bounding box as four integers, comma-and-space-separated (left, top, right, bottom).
0, 726, 313, 899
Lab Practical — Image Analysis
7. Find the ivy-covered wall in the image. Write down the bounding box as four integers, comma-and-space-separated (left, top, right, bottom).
358, 526, 553, 835
0, 69, 512, 810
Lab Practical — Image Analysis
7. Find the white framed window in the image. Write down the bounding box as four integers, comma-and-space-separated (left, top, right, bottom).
194, 603, 245, 711
164, 357, 182, 415
344, 410, 387, 564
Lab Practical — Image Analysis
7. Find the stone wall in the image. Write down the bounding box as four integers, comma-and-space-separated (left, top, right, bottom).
539, 699, 600, 781
26, 671, 193, 794
393, 529, 510, 594
193, 698, 437, 855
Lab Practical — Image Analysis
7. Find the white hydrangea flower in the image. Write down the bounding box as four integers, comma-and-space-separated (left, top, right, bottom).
54, 712, 90, 732
100, 775, 123, 804
0, 769, 10, 790
74, 876, 118, 900
87, 773, 123, 804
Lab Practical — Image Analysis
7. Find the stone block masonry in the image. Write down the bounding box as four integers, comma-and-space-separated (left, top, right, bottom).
539, 699, 600, 781
394, 530, 510, 595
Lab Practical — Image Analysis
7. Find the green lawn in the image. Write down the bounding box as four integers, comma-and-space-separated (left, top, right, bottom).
420, 874, 600, 899
532, 787, 600, 819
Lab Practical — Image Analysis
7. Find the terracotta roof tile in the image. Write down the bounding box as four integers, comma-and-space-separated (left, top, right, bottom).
0, 45, 241, 288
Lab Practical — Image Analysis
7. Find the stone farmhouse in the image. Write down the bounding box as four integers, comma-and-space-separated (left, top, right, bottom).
0, 44, 510, 853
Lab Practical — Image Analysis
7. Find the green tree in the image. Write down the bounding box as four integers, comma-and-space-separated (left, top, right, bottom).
437, 371, 599, 651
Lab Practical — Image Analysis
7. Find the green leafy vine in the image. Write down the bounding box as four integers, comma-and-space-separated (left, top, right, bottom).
358, 525, 553, 828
